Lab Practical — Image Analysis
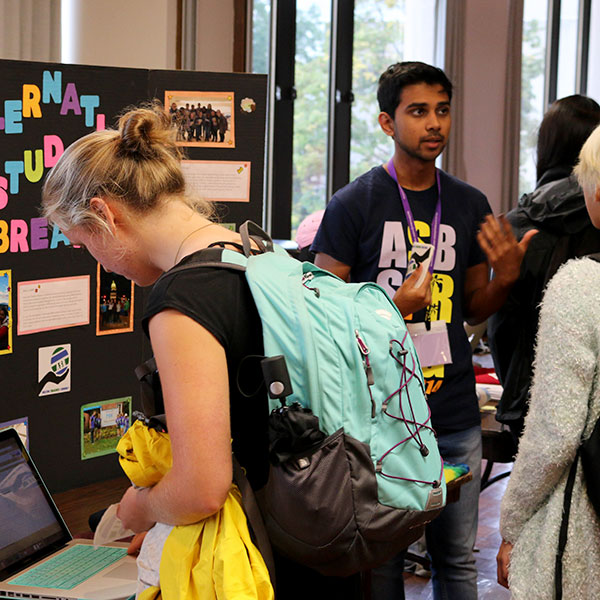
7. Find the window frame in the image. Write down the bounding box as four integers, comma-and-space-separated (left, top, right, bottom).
256, 0, 597, 236
544, 0, 592, 105
266, 0, 357, 240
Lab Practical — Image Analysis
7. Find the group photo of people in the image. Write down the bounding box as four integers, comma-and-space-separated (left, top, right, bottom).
165, 91, 235, 147
97, 267, 134, 335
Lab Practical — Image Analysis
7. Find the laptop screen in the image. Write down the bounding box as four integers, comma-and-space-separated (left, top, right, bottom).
0, 429, 71, 580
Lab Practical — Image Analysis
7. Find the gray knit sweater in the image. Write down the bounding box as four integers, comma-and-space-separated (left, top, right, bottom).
500, 257, 600, 599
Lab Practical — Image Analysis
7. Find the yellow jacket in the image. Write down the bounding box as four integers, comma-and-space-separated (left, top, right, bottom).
117, 420, 274, 600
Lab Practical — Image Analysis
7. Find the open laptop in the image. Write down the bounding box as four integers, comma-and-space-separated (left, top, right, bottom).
0, 428, 137, 600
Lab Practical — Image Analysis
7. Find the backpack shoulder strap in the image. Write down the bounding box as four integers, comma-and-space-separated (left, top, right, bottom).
556, 454, 579, 599
134, 356, 156, 381
154, 222, 282, 288
154, 220, 280, 284
239, 221, 274, 256
153, 247, 249, 289
231, 456, 276, 587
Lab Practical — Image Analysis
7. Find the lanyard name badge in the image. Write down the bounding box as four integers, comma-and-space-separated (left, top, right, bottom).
386, 158, 452, 368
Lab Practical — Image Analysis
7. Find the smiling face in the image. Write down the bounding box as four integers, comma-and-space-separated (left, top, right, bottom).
379, 82, 451, 164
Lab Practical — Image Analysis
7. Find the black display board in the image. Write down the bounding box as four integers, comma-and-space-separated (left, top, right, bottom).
0, 59, 267, 493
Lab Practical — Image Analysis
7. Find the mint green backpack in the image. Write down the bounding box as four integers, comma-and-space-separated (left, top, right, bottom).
158, 221, 446, 576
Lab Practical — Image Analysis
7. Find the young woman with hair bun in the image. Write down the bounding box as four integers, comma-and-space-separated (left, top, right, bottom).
42, 104, 361, 598
42, 102, 272, 582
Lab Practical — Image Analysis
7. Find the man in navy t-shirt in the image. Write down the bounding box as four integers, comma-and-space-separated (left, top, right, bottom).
312, 62, 536, 600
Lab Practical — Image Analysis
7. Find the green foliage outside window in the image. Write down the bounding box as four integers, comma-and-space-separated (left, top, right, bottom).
350, 0, 404, 181
292, 2, 330, 236
519, 17, 545, 200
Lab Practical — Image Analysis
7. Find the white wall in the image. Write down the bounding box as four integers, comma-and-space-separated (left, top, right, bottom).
62, 0, 179, 69
461, 0, 512, 214
61, 0, 234, 73
0, 0, 61, 62
62, 0, 234, 71
195, 0, 234, 72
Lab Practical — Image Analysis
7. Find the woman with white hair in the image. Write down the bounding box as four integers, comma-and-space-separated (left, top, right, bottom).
497, 122, 600, 598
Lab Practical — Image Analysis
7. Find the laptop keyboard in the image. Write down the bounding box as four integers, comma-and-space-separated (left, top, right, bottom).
11, 544, 127, 590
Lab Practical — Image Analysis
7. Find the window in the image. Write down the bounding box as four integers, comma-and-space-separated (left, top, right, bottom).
556, 0, 579, 99
587, 1, 600, 101
519, 0, 548, 197
251, 0, 271, 75
292, 1, 331, 233
61, 0, 77, 63
519, 0, 597, 199
350, 0, 437, 181
251, 0, 442, 239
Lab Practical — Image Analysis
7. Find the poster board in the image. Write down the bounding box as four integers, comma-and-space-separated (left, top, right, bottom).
0, 59, 267, 493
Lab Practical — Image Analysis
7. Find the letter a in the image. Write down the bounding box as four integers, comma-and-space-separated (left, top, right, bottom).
60, 82, 82, 116
378, 221, 407, 269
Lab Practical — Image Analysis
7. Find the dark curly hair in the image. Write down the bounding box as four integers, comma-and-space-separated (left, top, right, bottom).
377, 62, 453, 118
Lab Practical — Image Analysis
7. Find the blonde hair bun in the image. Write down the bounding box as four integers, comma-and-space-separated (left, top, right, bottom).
118, 105, 179, 160
41, 101, 213, 232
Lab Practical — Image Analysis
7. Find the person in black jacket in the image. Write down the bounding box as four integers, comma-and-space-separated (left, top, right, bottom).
488, 95, 600, 443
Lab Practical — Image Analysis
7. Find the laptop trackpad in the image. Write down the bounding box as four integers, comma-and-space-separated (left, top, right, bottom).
103, 562, 138, 580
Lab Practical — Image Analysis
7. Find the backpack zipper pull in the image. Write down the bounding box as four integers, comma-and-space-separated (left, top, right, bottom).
389, 340, 408, 360
356, 330, 376, 417
355, 331, 374, 384
301, 271, 320, 298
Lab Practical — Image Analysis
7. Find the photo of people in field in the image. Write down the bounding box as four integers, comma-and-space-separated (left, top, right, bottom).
81, 397, 131, 460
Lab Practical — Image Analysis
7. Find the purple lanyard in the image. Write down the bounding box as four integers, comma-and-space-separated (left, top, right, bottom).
386, 158, 442, 273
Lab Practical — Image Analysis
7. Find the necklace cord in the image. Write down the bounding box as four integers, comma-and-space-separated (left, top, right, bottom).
173, 223, 212, 265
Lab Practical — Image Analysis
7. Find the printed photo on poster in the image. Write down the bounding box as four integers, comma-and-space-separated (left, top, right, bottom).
0, 270, 13, 355
96, 265, 134, 336
165, 91, 235, 148
81, 397, 132, 460
0, 417, 28, 448
38, 344, 71, 396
